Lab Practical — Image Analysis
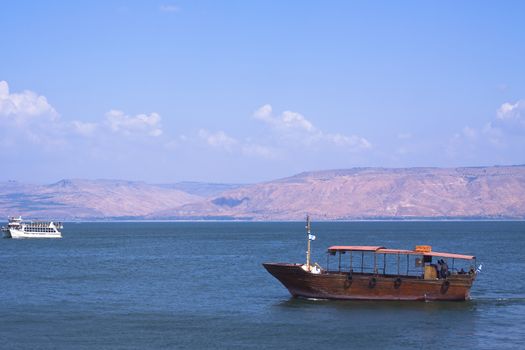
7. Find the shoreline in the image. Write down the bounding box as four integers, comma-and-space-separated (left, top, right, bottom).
59, 218, 525, 223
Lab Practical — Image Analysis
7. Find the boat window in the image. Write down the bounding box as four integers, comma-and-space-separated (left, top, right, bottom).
325, 250, 474, 277
328, 251, 376, 274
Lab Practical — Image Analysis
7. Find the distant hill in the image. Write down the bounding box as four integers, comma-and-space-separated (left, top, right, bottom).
150, 166, 525, 220
156, 181, 244, 197
1, 166, 525, 220
0, 179, 202, 220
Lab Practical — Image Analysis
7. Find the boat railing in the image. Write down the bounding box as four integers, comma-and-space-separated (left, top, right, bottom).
326, 250, 475, 279
325, 265, 431, 278
325, 245, 476, 279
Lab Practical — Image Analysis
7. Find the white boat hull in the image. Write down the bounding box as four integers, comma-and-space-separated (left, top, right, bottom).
4, 228, 62, 239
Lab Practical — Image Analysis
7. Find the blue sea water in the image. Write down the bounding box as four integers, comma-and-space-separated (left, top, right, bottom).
1, 221, 524, 349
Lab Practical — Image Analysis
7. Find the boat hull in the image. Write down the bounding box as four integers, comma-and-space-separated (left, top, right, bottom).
3, 228, 61, 239
263, 262, 474, 301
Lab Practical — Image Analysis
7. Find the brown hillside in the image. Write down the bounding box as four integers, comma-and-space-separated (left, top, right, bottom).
154, 166, 525, 220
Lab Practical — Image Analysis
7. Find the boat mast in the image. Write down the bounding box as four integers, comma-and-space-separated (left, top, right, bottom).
306, 214, 311, 270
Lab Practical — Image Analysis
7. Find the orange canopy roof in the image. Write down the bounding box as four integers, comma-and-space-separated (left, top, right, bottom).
327, 246, 475, 260
328, 246, 385, 252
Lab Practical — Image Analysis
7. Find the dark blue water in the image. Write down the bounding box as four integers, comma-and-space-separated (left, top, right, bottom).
1, 222, 524, 349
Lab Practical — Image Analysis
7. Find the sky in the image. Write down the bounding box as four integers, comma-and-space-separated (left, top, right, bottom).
1, 1, 524, 184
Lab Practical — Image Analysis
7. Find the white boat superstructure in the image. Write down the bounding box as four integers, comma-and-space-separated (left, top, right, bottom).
1, 216, 63, 239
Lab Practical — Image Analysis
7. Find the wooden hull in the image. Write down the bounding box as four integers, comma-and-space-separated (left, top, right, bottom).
263, 263, 475, 301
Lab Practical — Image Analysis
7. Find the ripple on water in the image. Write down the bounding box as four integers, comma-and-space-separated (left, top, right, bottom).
0, 221, 524, 349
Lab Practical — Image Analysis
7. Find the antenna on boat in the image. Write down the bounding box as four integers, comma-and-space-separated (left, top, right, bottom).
306, 214, 315, 270
306, 214, 311, 270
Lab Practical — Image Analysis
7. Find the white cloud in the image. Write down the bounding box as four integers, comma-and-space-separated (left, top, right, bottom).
196, 129, 278, 159
281, 111, 314, 131
496, 99, 525, 124
71, 121, 98, 136
253, 104, 273, 122
70, 110, 164, 138
0, 80, 58, 125
448, 99, 525, 155
484, 99, 525, 146
482, 122, 505, 147
159, 4, 180, 12
0, 80, 165, 153
253, 104, 313, 132
105, 109, 163, 137
0, 81, 6, 97
322, 133, 371, 148
253, 104, 371, 151
462, 126, 477, 140
0, 81, 64, 148
164, 134, 189, 150
198, 129, 238, 151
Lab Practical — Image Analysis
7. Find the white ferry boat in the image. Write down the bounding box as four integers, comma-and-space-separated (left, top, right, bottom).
1, 216, 63, 239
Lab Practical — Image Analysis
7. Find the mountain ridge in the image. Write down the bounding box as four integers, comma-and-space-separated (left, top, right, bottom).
150, 165, 525, 220
1, 165, 524, 220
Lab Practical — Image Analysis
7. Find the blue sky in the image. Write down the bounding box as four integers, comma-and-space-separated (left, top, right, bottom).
1, 1, 524, 183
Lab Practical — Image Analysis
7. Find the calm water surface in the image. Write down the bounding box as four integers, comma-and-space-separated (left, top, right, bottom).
1, 222, 524, 349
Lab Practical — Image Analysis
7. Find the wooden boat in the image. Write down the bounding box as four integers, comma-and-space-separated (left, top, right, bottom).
263, 217, 478, 301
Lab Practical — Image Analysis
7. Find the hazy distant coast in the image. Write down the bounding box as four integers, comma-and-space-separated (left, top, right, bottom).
1, 165, 524, 221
